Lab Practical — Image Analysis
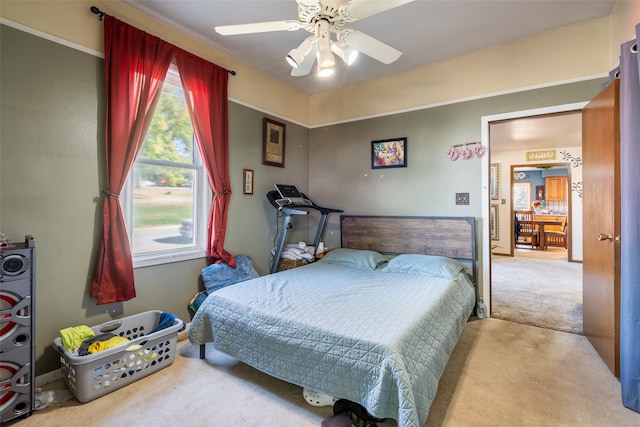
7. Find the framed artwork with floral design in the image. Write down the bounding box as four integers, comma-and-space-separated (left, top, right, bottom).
371, 137, 407, 169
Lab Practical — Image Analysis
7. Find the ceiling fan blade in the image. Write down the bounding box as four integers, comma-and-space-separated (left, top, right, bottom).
215, 20, 300, 36
291, 42, 318, 76
343, 0, 415, 20
343, 30, 402, 64
296, 0, 321, 7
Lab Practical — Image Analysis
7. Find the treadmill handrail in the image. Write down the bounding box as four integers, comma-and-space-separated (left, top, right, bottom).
267, 190, 343, 214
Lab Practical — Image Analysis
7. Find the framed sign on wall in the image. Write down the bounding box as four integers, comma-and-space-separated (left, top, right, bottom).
263, 118, 286, 168
243, 169, 254, 195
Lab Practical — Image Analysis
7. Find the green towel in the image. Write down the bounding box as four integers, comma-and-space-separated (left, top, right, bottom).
59, 325, 95, 352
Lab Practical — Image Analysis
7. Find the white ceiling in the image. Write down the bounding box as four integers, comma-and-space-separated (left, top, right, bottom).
490, 110, 583, 153
122, 0, 616, 95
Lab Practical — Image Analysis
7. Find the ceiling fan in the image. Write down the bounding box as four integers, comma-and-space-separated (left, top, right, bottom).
215, 0, 415, 77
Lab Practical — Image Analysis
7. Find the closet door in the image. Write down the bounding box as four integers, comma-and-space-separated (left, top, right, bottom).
582, 79, 621, 376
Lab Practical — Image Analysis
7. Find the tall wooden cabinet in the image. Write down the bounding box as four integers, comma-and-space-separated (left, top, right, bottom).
545, 176, 567, 201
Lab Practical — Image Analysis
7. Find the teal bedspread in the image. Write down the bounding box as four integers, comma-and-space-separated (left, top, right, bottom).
189, 258, 475, 427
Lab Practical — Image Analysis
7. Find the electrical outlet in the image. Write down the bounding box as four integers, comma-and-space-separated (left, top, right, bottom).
455, 193, 469, 205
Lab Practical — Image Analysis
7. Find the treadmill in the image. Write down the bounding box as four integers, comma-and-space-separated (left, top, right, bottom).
267, 186, 342, 274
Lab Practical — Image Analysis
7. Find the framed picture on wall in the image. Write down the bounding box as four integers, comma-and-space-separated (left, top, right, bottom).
243, 169, 254, 195
490, 163, 500, 200
490, 205, 499, 240
371, 137, 407, 169
263, 118, 286, 167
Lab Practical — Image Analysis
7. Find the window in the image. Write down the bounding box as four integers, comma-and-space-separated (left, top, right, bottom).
513, 182, 532, 211
122, 64, 209, 267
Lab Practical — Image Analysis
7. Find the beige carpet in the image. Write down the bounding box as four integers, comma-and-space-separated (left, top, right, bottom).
10, 318, 640, 427
491, 252, 582, 334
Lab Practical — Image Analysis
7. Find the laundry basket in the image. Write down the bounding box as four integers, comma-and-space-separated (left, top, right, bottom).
53, 310, 184, 403
276, 257, 309, 271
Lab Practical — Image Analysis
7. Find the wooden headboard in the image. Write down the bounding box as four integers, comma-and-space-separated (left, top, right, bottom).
340, 215, 476, 280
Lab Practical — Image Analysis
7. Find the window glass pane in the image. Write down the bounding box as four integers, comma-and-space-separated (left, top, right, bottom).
131, 165, 194, 254
138, 74, 194, 165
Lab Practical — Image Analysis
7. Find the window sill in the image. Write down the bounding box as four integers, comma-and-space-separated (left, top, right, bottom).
133, 248, 206, 268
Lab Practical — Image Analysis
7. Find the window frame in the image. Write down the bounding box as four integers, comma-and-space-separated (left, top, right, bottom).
121, 64, 210, 268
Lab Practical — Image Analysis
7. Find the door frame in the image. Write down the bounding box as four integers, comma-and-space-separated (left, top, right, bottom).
481, 102, 587, 315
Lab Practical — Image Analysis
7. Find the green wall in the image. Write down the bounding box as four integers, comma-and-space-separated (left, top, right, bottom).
309, 79, 604, 289
0, 25, 308, 374
225, 101, 311, 274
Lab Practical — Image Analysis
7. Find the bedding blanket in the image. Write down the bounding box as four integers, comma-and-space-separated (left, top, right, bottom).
189, 261, 475, 427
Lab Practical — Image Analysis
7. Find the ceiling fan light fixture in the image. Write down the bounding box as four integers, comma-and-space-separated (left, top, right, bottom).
317, 63, 335, 77
331, 41, 358, 65
286, 37, 314, 69
286, 52, 299, 68
317, 46, 335, 68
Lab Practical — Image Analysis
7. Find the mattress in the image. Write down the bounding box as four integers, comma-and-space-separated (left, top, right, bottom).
189, 253, 475, 427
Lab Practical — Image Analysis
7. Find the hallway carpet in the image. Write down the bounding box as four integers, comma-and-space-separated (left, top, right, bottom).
491, 254, 582, 334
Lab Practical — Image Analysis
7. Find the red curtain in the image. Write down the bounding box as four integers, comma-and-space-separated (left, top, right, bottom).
91, 16, 173, 304
175, 50, 235, 267
91, 16, 233, 304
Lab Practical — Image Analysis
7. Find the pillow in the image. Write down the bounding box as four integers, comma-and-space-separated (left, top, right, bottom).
382, 254, 465, 279
201, 255, 259, 294
317, 248, 388, 270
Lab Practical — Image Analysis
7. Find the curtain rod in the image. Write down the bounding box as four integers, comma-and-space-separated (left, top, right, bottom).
90, 6, 237, 76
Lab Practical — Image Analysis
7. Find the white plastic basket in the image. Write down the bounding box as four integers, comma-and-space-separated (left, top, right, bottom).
53, 310, 184, 403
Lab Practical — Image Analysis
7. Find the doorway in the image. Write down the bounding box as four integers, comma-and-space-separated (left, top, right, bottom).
512, 163, 571, 261
486, 109, 584, 334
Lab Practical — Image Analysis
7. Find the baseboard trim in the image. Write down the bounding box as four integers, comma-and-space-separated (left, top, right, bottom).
36, 369, 62, 387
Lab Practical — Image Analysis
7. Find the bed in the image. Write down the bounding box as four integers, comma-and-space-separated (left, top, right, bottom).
188, 215, 477, 427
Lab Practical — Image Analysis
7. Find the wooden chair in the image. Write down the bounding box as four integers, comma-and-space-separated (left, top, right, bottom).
545, 219, 568, 249
514, 210, 538, 249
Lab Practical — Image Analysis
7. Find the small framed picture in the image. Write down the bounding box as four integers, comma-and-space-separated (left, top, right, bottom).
490, 163, 500, 200
371, 137, 407, 169
490, 205, 499, 240
243, 169, 254, 195
263, 118, 286, 168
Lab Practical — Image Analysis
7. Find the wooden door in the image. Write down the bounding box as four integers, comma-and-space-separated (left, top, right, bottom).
582, 79, 621, 376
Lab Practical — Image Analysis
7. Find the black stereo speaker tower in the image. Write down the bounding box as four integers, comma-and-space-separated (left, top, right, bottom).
1, 235, 35, 424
